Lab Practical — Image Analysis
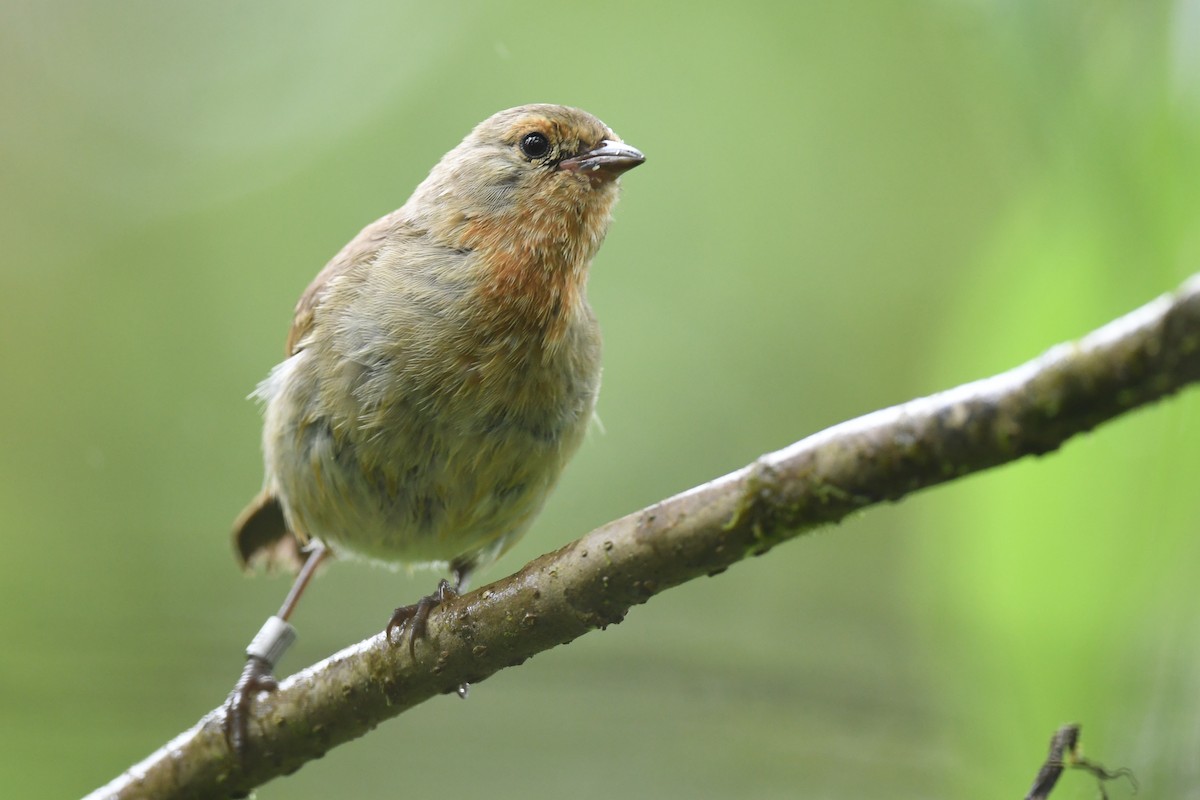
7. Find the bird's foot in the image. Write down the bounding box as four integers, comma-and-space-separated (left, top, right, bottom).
224, 656, 278, 755
224, 614, 297, 755
385, 578, 458, 656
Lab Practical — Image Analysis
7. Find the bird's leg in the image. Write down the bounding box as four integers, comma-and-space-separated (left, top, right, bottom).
224, 541, 329, 754
385, 560, 472, 658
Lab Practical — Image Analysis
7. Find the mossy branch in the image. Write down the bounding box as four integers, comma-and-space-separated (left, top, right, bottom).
86, 274, 1200, 800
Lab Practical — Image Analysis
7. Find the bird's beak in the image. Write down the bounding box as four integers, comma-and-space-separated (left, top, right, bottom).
560, 139, 645, 178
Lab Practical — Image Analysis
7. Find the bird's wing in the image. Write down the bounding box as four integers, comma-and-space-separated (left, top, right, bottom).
285, 208, 404, 356
235, 208, 404, 572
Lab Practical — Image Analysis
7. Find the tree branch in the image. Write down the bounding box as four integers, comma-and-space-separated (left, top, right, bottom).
86, 274, 1200, 800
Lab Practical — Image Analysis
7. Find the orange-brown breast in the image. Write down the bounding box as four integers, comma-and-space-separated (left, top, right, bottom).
460, 203, 595, 347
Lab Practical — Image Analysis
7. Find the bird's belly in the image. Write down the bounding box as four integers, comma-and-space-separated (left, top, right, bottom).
262, 351, 595, 570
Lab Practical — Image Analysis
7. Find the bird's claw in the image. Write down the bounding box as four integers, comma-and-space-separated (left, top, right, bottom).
224, 656, 278, 755
386, 578, 458, 656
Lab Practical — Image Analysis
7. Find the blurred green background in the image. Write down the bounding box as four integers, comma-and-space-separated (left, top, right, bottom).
2, 1, 1198, 797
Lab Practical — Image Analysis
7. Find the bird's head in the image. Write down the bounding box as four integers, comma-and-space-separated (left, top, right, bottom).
411, 104, 644, 262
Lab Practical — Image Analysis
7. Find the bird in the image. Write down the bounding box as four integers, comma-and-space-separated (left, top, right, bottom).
223, 104, 644, 752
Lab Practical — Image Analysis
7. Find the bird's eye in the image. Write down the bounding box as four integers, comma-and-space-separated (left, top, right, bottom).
519, 132, 551, 159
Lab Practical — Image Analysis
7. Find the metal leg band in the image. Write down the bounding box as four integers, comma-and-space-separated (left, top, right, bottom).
245, 615, 296, 668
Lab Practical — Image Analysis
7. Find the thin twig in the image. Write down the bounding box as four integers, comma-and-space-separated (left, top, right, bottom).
1025, 724, 1137, 799
86, 274, 1200, 800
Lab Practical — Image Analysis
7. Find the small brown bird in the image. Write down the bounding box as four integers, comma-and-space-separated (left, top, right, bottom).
225, 104, 643, 750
